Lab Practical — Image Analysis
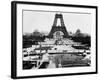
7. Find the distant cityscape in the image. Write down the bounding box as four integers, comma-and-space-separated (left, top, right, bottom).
23, 13, 91, 70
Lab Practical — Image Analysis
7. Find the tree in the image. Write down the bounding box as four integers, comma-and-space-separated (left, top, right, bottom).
75, 29, 81, 37
32, 30, 42, 37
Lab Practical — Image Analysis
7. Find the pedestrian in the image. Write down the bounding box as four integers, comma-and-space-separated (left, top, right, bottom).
39, 52, 50, 68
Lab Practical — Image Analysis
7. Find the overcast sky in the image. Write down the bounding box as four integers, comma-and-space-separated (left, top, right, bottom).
23, 10, 91, 35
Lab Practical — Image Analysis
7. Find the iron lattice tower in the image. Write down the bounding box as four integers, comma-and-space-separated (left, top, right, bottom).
48, 13, 69, 38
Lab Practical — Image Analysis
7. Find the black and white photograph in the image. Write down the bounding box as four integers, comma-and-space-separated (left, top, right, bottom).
11, 1, 97, 79
23, 10, 91, 69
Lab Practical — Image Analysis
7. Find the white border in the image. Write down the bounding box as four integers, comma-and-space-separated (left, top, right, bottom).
17, 3, 96, 77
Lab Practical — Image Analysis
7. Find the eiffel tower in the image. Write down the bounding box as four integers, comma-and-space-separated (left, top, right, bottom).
48, 13, 69, 38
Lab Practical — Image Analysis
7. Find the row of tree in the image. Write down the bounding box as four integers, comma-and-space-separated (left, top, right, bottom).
71, 29, 91, 47
23, 29, 91, 48
23, 30, 46, 48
